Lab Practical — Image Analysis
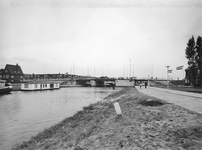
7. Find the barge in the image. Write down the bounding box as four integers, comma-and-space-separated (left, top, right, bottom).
21, 82, 60, 91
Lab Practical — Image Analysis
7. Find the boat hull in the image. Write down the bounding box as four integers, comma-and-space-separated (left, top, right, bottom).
0, 87, 12, 94
21, 87, 60, 91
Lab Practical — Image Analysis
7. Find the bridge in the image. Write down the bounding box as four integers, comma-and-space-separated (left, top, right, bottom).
23, 75, 170, 87
60, 78, 168, 87
60, 77, 116, 87
23, 77, 116, 87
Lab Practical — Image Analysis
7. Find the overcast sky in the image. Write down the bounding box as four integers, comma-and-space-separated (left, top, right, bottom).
1, 0, 202, 79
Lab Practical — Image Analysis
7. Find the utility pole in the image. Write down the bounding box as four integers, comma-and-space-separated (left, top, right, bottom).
166, 66, 170, 90
87, 66, 89, 76
123, 65, 125, 79
129, 59, 131, 78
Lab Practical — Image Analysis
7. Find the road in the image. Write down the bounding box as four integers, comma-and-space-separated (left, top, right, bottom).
136, 86, 202, 114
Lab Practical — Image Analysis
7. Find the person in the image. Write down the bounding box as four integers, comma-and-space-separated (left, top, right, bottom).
139, 84, 142, 90
112, 83, 115, 90
145, 82, 148, 89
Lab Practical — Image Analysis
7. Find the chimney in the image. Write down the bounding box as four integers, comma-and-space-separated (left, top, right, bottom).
16, 63, 18, 72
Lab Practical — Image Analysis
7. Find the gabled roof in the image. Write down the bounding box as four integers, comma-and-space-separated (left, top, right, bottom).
4, 64, 24, 75
0, 69, 4, 74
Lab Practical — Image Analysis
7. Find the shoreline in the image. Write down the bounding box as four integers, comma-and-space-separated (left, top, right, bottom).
12, 87, 202, 150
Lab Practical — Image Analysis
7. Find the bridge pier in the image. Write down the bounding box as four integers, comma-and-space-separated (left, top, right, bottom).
134, 79, 148, 86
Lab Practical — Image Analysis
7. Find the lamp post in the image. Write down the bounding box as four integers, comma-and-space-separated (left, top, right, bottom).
165, 66, 170, 90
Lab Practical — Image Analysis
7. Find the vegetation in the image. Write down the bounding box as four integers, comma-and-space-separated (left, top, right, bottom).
185, 35, 202, 87
195, 36, 202, 87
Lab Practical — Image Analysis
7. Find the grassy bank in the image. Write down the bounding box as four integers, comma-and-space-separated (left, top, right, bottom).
12, 87, 202, 150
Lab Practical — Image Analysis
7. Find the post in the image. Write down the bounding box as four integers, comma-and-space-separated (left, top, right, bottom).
114, 102, 122, 117
165, 66, 170, 90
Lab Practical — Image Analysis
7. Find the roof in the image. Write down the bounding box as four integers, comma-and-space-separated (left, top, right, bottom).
4, 64, 23, 75
0, 69, 4, 74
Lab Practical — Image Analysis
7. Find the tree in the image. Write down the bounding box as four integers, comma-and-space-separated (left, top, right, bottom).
185, 36, 195, 66
185, 36, 197, 86
195, 36, 202, 87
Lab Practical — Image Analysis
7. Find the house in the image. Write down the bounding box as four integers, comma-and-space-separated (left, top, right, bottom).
0, 68, 4, 79
1, 64, 24, 83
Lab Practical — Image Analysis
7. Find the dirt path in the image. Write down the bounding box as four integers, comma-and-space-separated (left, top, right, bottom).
12, 87, 202, 150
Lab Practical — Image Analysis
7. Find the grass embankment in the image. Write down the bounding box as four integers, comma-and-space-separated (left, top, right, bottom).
12, 87, 202, 150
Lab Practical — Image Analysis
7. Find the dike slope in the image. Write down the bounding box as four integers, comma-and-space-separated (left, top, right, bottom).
12, 87, 202, 150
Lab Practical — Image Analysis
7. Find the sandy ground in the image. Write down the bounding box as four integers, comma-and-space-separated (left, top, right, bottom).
12, 87, 202, 150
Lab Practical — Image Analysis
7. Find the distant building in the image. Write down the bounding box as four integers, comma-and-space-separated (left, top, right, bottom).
23, 73, 69, 80
185, 66, 200, 86
23, 73, 90, 80
1, 64, 24, 83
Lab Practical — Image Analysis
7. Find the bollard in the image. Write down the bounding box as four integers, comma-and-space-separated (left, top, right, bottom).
114, 102, 122, 116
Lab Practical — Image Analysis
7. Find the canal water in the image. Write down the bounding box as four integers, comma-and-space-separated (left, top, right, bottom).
0, 87, 122, 150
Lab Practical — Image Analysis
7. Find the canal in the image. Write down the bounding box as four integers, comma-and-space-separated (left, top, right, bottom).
0, 87, 122, 150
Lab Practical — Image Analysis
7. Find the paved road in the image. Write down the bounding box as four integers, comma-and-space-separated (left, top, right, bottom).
136, 86, 202, 114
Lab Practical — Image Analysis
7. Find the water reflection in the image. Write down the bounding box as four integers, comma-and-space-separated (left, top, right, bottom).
0, 87, 121, 149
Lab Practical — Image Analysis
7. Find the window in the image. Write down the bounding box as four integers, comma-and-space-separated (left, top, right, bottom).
35, 84, 37, 88
5, 70, 7, 73
24, 84, 28, 88
11, 75, 14, 78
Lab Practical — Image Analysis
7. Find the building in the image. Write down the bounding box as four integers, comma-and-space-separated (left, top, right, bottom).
1, 64, 24, 83
23, 73, 90, 80
185, 65, 200, 86
0, 68, 4, 79
23, 73, 69, 80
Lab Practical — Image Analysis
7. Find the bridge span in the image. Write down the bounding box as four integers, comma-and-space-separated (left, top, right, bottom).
60, 77, 116, 87
23, 77, 167, 87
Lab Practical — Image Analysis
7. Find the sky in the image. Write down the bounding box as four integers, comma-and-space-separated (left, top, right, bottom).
1, 0, 202, 79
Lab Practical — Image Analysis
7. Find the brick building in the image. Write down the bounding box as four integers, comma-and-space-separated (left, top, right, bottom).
1, 64, 24, 83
